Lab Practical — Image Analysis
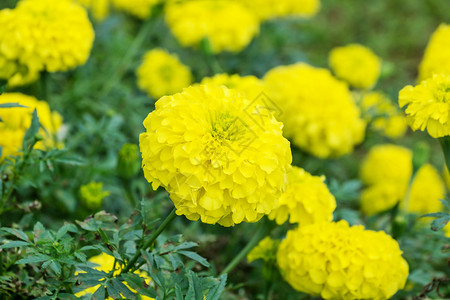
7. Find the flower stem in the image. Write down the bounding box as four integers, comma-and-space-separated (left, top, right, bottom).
121, 207, 177, 274
220, 219, 270, 275
439, 136, 450, 171
200, 38, 223, 75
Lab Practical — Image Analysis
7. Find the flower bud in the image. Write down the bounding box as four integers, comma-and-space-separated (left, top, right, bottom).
117, 143, 140, 179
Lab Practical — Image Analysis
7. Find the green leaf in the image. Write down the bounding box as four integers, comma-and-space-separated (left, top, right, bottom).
49, 261, 62, 276
56, 223, 77, 240
91, 284, 105, 300
1, 227, 30, 241
174, 241, 198, 251
0, 80, 7, 95
22, 109, 40, 150
0, 102, 27, 108
111, 278, 135, 298
178, 250, 210, 268
174, 284, 183, 300
431, 215, 450, 231
421, 212, 449, 218
0, 240, 30, 249
186, 271, 203, 300
206, 274, 227, 300
16, 254, 51, 264
121, 273, 157, 298
106, 281, 121, 299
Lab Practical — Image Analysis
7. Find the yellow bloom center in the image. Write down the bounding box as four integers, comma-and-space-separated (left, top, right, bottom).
435, 83, 450, 102
210, 112, 240, 141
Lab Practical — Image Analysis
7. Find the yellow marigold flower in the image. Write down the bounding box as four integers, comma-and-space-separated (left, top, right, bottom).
359, 144, 412, 215
200, 73, 265, 100
112, 0, 160, 19
136, 48, 193, 99
268, 167, 336, 226
329, 44, 381, 90
236, 0, 320, 21
75, 253, 153, 299
165, 0, 259, 53
0, 0, 94, 86
139, 84, 292, 226
0, 93, 63, 159
80, 182, 110, 210
399, 74, 450, 138
418, 24, 450, 81
264, 63, 365, 158
247, 236, 279, 263
76, 0, 110, 21
402, 164, 445, 215
360, 91, 407, 139
277, 220, 409, 300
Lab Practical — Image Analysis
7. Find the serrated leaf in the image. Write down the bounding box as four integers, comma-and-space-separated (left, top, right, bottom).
0, 102, 27, 108
421, 212, 449, 219
0, 241, 30, 249
431, 215, 450, 231
16, 254, 51, 264
178, 250, 210, 268
1, 227, 29, 241
91, 284, 105, 300
174, 284, 183, 299
56, 224, 77, 240
50, 261, 62, 276
111, 278, 135, 298
206, 274, 227, 300
23, 109, 40, 150
174, 242, 198, 251
186, 271, 203, 300
106, 281, 121, 299
121, 273, 157, 298
74, 252, 87, 262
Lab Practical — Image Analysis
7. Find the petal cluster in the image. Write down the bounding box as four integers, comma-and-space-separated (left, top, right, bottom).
0, 93, 63, 159
277, 220, 409, 300
268, 166, 336, 226
0, 0, 94, 86
165, 0, 259, 53
247, 236, 279, 263
112, 0, 161, 19
200, 73, 265, 100
76, 0, 110, 21
399, 74, 450, 138
418, 24, 450, 81
329, 44, 381, 90
359, 144, 412, 215
264, 63, 365, 158
137, 48, 193, 99
236, 0, 320, 21
139, 84, 292, 226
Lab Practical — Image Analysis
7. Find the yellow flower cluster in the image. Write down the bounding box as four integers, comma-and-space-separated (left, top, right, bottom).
404, 164, 445, 215
418, 24, 450, 81
236, 0, 320, 21
399, 74, 450, 138
165, 0, 259, 53
277, 220, 409, 300
329, 44, 381, 90
360, 91, 407, 139
359, 144, 412, 215
136, 48, 193, 99
80, 182, 110, 210
0, 93, 63, 160
0, 0, 94, 86
268, 167, 336, 226
75, 253, 153, 299
200, 73, 265, 100
76, 0, 110, 21
247, 236, 279, 263
264, 63, 365, 158
112, 0, 161, 19
139, 84, 292, 226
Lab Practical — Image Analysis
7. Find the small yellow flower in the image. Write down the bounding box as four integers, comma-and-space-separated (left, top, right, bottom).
247, 236, 279, 263
0, 93, 63, 160
399, 74, 450, 138
236, 0, 320, 21
75, 253, 153, 299
277, 221, 409, 300
112, 0, 161, 19
359, 91, 407, 139
359, 144, 412, 215
418, 23, 450, 81
136, 48, 193, 99
139, 84, 292, 226
329, 44, 381, 90
165, 0, 259, 53
80, 182, 110, 210
264, 62, 365, 158
268, 166, 336, 226
76, 0, 111, 21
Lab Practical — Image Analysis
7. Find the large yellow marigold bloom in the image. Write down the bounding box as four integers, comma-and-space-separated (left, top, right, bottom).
75, 253, 153, 299
399, 74, 450, 138
277, 221, 409, 300
360, 91, 407, 139
329, 44, 381, 90
139, 84, 292, 226
418, 24, 450, 81
236, 0, 320, 21
264, 63, 365, 158
0, 0, 94, 86
112, 0, 160, 19
136, 48, 193, 99
165, 0, 259, 53
268, 166, 336, 226
359, 144, 412, 215
76, 0, 110, 21
402, 164, 445, 214
0, 93, 63, 159
200, 73, 265, 100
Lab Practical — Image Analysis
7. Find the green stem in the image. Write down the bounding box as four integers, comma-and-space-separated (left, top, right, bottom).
200, 38, 223, 75
220, 219, 270, 275
439, 136, 450, 172
121, 208, 177, 274
122, 178, 138, 208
